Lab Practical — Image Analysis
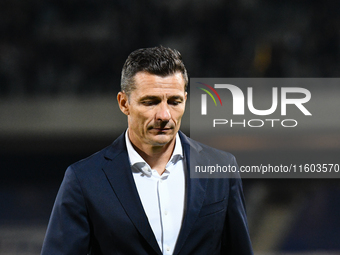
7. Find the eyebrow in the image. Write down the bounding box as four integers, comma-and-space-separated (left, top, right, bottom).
139, 95, 184, 101
169, 95, 184, 101
139, 96, 160, 101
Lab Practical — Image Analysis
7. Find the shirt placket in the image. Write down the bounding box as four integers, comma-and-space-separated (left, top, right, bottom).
157, 169, 173, 255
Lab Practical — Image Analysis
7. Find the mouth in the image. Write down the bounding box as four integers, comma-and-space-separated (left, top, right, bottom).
152, 127, 171, 131
149, 126, 173, 133
148, 122, 175, 133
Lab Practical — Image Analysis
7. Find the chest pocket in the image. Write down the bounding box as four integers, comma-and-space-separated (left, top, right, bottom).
199, 197, 226, 218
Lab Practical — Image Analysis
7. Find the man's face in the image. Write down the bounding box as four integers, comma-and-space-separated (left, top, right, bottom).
118, 72, 187, 148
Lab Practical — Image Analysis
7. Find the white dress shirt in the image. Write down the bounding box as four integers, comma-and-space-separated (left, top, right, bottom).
125, 131, 186, 255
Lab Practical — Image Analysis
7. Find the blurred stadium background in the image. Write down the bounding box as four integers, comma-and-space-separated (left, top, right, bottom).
1, 0, 340, 254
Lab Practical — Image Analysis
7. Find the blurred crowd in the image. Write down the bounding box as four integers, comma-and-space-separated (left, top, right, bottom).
1, 1, 340, 253
0, 0, 339, 96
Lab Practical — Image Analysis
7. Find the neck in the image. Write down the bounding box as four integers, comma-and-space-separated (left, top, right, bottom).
129, 134, 176, 175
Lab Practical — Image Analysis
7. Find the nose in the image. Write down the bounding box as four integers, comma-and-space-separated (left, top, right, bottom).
156, 102, 171, 122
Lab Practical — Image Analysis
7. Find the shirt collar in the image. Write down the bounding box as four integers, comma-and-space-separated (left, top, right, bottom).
125, 130, 183, 176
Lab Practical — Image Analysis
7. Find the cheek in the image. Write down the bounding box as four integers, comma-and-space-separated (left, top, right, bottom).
172, 108, 185, 123
133, 110, 154, 128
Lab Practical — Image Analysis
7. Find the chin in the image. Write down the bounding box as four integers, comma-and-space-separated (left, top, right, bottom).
150, 135, 174, 146
152, 139, 171, 146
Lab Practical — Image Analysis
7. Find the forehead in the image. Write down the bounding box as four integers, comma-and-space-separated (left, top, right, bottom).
132, 72, 186, 95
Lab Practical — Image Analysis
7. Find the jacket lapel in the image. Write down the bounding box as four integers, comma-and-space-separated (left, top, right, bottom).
101, 133, 162, 255
173, 132, 209, 255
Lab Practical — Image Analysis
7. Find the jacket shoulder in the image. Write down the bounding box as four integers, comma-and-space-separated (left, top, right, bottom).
183, 134, 237, 162
67, 133, 126, 176
71, 146, 110, 170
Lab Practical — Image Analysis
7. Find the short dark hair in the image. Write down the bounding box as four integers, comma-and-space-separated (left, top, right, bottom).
121, 46, 188, 95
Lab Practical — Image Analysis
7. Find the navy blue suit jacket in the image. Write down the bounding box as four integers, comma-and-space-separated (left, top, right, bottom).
41, 131, 253, 255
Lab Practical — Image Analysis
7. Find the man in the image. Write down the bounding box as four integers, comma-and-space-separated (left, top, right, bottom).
41, 46, 253, 255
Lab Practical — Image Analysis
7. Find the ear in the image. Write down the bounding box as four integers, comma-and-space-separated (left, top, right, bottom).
117, 91, 130, 115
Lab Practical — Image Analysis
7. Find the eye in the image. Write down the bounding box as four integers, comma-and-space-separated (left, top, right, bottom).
141, 99, 160, 106
168, 99, 182, 105
141, 101, 154, 106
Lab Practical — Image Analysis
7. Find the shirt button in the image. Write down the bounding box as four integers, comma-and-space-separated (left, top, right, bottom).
164, 211, 168, 215
166, 247, 170, 252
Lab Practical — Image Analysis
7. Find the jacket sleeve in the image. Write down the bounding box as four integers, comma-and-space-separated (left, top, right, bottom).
221, 156, 253, 255
41, 166, 91, 255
